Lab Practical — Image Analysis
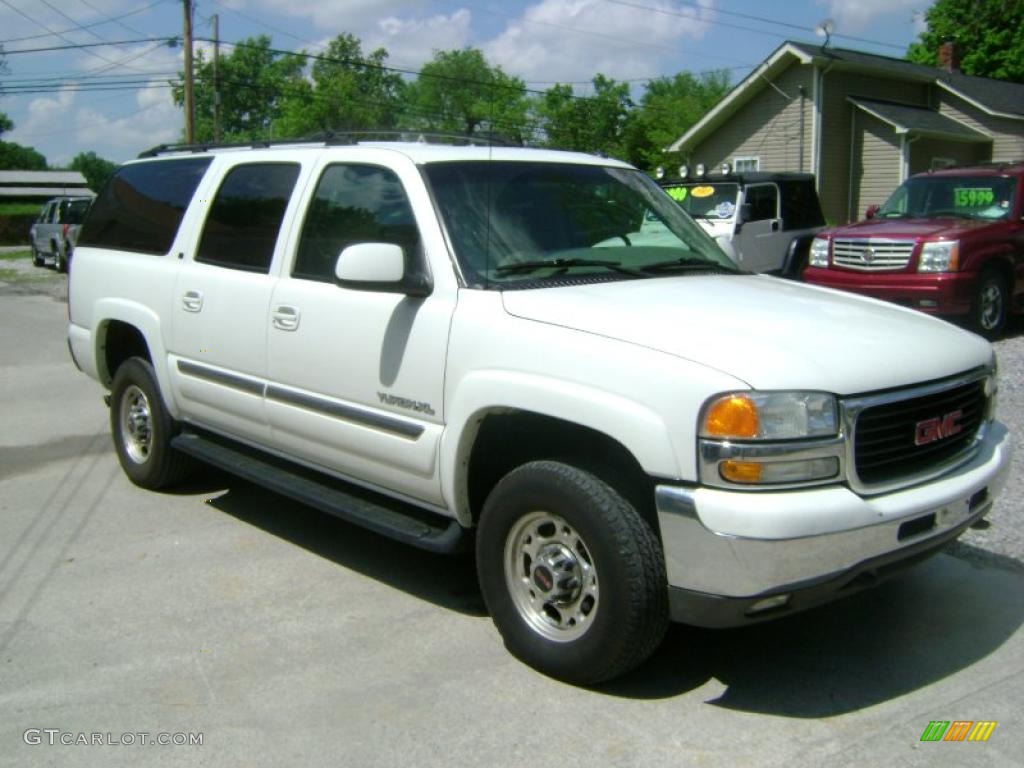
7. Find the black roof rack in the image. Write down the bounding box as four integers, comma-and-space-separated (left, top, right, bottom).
925, 159, 1024, 173
138, 130, 516, 158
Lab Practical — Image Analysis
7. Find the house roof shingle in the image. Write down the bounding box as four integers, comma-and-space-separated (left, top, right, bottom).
787, 41, 1024, 117
847, 98, 991, 141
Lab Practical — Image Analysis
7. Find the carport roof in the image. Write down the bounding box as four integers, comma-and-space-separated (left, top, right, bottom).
848, 99, 991, 142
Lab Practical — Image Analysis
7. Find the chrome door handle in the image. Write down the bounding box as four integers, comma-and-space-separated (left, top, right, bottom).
182, 290, 203, 312
272, 305, 300, 331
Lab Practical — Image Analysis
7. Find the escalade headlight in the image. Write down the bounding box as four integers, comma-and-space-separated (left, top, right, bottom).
808, 236, 830, 268
699, 391, 842, 487
918, 240, 959, 272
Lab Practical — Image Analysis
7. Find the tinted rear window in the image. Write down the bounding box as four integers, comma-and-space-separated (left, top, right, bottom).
61, 199, 92, 224
780, 180, 825, 230
78, 157, 212, 255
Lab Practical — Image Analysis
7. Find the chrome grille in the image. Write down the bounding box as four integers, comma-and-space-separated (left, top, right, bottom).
832, 238, 914, 271
850, 377, 987, 490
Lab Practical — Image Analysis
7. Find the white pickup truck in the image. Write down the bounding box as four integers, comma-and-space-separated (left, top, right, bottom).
68, 139, 1012, 684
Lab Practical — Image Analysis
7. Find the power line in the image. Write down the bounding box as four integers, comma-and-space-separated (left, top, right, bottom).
1, 36, 179, 55
630, 0, 911, 51
0, 0, 167, 45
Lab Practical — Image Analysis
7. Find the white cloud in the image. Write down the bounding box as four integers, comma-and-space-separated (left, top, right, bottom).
71, 82, 181, 163
249, 0, 426, 31
483, 0, 715, 84
363, 10, 473, 69
820, 0, 924, 34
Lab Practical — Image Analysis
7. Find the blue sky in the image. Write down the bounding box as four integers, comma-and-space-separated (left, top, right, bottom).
0, 0, 931, 166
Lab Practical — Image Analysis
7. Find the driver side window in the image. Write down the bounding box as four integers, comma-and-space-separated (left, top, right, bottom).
294, 164, 420, 282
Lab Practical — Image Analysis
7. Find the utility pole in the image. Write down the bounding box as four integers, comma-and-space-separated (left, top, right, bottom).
182, 0, 195, 143
212, 14, 221, 143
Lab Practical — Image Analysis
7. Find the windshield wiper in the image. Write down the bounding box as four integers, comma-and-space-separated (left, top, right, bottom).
638, 257, 741, 274
495, 257, 644, 276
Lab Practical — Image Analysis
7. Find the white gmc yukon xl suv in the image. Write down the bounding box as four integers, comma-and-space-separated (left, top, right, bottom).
68, 140, 1012, 684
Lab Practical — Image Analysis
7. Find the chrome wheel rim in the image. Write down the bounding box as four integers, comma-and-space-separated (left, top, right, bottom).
504, 511, 599, 642
979, 283, 1002, 331
119, 385, 152, 464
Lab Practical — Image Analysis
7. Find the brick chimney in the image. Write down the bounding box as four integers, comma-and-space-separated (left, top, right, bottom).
938, 41, 960, 73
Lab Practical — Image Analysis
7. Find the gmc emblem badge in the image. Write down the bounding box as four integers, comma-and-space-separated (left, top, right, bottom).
914, 409, 964, 446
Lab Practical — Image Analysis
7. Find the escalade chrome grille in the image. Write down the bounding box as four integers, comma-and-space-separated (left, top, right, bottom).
851, 377, 987, 488
832, 238, 914, 271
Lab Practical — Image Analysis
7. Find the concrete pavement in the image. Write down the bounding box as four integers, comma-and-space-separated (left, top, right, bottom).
1, 287, 1021, 767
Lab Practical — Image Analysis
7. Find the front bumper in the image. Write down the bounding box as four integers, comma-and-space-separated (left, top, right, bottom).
802, 266, 975, 316
656, 421, 1012, 627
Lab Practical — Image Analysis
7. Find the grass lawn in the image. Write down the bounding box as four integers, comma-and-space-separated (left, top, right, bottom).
0, 249, 31, 261
0, 203, 43, 216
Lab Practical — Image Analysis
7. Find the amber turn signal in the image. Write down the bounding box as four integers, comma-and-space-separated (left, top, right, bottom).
703, 394, 759, 439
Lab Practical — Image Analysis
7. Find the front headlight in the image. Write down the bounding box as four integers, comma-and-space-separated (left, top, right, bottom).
809, 236, 830, 268
701, 391, 838, 440
918, 240, 959, 272
699, 391, 842, 488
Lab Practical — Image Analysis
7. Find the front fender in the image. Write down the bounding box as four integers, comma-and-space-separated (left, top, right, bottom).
440, 370, 679, 526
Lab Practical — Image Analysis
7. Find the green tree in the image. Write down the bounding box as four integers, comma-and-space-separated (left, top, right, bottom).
274, 34, 406, 137
71, 151, 118, 193
907, 0, 1024, 82
174, 35, 307, 142
625, 70, 731, 170
405, 48, 530, 141
538, 75, 633, 159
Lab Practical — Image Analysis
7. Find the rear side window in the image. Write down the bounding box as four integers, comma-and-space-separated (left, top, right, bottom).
781, 181, 825, 230
744, 184, 778, 221
196, 163, 301, 273
293, 164, 420, 282
78, 157, 212, 255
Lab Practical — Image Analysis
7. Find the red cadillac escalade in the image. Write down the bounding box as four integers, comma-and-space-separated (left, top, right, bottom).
803, 162, 1024, 338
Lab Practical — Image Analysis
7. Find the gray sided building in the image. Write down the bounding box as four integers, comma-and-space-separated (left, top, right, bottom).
669, 41, 1024, 224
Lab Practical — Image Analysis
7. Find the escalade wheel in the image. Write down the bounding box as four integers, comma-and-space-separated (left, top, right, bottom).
972, 270, 1008, 339
110, 357, 191, 489
476, 461, 668, 684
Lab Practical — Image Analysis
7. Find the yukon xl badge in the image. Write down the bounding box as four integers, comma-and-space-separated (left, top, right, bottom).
914, 409, 964, 446
378, 392, 435, 416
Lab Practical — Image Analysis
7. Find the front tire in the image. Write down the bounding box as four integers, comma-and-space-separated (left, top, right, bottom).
971, 270, 1008, 339
110, 357, 191, 489
31, 244, 44, 267
476, 461, 668, 685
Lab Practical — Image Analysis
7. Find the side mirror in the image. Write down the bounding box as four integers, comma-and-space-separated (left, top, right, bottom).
865, 204, 880, 220
334, 243, 432, 298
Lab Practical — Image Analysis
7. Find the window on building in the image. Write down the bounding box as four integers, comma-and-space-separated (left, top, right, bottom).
294, 164, 420, 282
733, 156, 760, 173
196, 162, 301, 273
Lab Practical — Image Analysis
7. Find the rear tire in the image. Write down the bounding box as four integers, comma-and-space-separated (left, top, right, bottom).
971, 270, 1008, 339
110, 357, 192, 489
31, 244, 44, 267
476, 460, 668, 685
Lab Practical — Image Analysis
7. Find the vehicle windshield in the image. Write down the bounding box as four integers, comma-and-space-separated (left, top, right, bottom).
663, 182, 739, 220
876, 175, 1016, 221
423, 162, 738, 288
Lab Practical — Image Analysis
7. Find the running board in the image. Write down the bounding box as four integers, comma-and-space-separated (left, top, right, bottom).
171, 431, 466, 554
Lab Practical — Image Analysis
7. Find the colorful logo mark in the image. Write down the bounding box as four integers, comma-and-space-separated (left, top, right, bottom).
920, 721, 997, 742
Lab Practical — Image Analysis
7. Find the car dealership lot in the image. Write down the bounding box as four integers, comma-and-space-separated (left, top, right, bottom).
1, 274, 1022, 767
